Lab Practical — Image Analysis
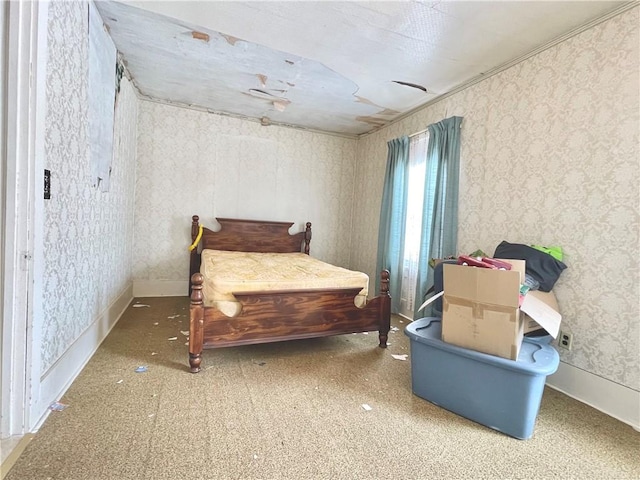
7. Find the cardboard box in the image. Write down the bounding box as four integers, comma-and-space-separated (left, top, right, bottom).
442, 260, 524, 359
441, 260, 561, 360
522, 290, 561, 337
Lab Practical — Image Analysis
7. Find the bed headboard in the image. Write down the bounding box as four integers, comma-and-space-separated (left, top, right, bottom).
189, 216, 312, 294
192, 216, 311, 253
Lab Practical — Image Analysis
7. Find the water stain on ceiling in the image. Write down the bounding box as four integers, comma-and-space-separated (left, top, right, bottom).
96, 1, 629, 136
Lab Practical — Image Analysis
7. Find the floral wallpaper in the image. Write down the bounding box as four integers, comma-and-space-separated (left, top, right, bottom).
134, 102, 357, 290
352, 8, 639, 390
41, 1, 138, 374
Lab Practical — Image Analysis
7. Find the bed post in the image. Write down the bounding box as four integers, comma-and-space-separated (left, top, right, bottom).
304, 222, 312, 255
378, 269, 391, 348
189, 273, 205, 373
189, 215, 201, 296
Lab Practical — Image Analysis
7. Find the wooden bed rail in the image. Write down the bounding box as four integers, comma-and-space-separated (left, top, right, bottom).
188, 269, 391, 373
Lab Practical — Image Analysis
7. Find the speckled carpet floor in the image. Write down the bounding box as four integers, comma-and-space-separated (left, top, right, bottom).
3, 297, 639, 480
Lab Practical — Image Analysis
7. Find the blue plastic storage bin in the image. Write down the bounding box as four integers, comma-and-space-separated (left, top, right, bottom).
405, 317, 559, 439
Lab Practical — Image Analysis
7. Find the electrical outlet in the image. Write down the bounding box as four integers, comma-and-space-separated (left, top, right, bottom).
558, 331, 573, 350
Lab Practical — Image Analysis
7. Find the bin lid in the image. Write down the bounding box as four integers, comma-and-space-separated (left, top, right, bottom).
404, 317, 559, 376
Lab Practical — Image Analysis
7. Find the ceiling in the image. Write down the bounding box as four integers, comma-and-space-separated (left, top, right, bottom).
96, 1, 629, 137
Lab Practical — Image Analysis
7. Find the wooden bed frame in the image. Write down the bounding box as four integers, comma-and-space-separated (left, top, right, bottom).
188, 216, 391, 373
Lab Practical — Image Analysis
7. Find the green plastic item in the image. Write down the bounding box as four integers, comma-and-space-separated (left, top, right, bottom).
531, 245, 564, 261
429, 256, 456, 269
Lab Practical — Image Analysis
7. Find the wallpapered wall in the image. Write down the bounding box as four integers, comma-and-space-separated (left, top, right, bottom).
133, 101, 357, 291
352, 8, 639, 390
41, 1, 138, 374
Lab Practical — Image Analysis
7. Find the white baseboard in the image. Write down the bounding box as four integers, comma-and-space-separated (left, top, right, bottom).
31, 283, 133, 430
546, 361, 640, 431
133, 280, 188, 297
1, 434, 33, 479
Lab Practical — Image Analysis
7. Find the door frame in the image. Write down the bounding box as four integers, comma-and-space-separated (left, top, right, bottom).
1, 0, 47, 448
0, 0, 7, 444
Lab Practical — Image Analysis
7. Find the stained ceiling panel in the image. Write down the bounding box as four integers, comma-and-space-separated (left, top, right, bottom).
96, 1, 629, 136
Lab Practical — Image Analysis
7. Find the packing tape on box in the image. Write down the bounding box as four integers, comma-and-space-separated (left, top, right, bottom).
444, 296, 519, 323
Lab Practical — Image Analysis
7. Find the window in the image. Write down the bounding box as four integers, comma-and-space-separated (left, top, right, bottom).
398, 132, 428, 319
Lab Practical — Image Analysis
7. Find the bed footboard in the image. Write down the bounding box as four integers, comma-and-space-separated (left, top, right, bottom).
188, 270, 391, 373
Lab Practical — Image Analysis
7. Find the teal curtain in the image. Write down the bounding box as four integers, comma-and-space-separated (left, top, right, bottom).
375, 136, 410, 313
413, 116, 463, 319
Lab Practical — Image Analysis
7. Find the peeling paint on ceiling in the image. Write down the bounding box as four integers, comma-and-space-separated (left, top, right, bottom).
191, 30, 209, 42
96, 1, 629, 136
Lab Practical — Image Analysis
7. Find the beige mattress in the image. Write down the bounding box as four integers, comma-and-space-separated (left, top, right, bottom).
200, 249, 369, 317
